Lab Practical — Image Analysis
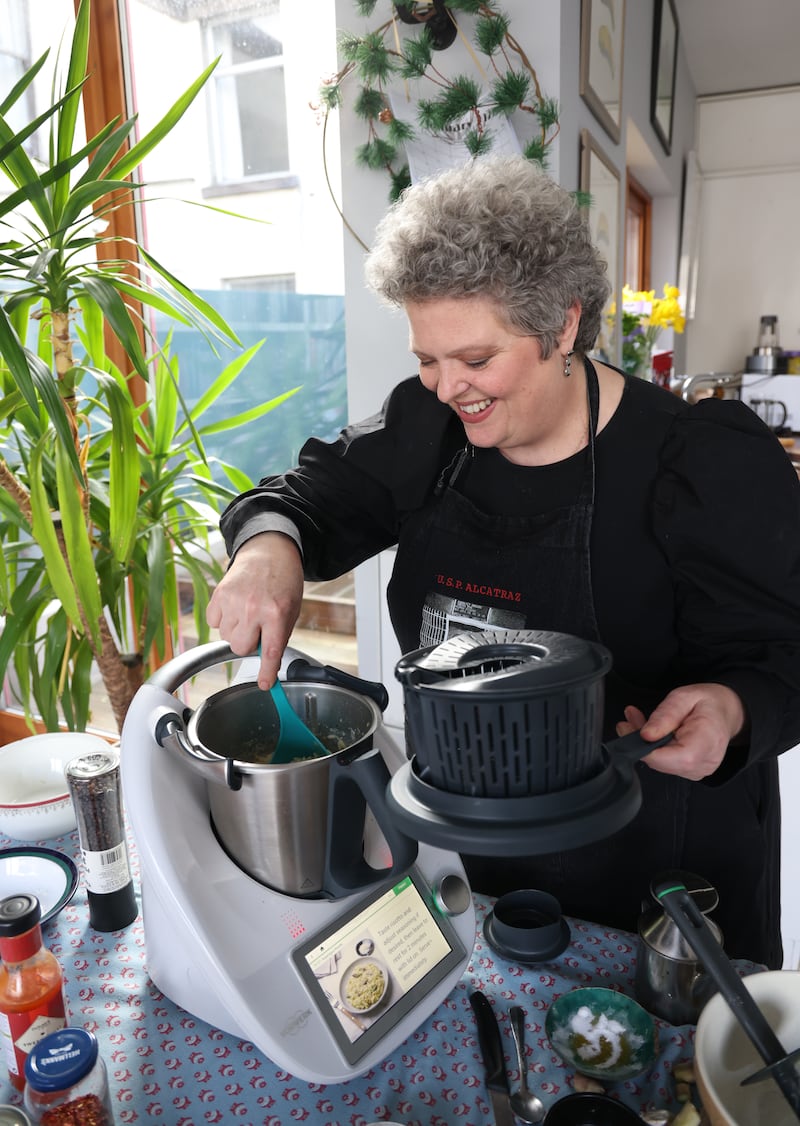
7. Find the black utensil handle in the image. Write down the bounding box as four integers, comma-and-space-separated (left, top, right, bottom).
286, 658, 390, 711
469, 990, 508, 1093
654, 879, 800, 1117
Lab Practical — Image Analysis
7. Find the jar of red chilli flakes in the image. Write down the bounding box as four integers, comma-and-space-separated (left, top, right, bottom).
22, 1028, 113, 1126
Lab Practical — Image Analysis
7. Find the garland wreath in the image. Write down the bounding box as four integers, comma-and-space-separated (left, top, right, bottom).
317, 0, 561, 205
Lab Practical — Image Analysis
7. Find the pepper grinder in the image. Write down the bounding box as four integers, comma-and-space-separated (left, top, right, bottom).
65, 748, 138, 932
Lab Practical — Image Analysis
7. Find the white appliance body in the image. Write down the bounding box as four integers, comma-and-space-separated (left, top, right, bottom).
740, 373, 800, 431
120, 676, 475, 1084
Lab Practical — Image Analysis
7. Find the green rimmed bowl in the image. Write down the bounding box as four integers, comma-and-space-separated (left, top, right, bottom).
546, 987, 658, 1082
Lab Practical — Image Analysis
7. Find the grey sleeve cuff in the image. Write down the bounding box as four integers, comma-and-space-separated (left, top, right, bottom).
228, 515, 304, 564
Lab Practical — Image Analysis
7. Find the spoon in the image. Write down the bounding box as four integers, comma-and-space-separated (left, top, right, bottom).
509, 1005, 546, 1124
269, 678, 329, 764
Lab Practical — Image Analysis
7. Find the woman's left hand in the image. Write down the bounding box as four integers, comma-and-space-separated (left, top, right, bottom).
615, 683, 747, 781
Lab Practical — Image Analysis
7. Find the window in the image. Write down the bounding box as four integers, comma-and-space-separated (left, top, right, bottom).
224, 273, 296, 292
205, 5, 290, 184
625, 173, 651, 290
0, 0, 35, 154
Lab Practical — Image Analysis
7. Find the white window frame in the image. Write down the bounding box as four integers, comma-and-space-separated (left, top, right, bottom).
202, 3, 290, 187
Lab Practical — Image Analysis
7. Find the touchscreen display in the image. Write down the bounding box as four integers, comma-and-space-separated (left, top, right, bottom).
292, 869, 466, 1065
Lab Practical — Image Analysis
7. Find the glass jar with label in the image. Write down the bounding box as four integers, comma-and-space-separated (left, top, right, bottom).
23, 1027, 114, 1126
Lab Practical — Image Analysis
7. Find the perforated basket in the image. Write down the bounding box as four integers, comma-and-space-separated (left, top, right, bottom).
395, 630, 613, 798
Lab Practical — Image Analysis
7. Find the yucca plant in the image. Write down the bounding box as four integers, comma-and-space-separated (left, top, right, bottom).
0, 0, 296, 732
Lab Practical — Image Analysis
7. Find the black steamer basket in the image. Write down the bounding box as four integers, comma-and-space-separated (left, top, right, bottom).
387, 630, 672, 855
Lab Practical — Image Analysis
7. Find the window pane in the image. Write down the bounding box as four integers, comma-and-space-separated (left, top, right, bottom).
215, 64, 289, 177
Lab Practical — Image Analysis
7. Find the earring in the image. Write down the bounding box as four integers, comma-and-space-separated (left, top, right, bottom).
563, 349, 574, 377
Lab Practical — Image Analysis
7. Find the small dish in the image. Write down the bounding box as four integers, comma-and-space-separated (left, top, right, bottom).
546, 987, 657, 1082
339, 957, 390, 1014
0, 731, 110, 840
0, 846, 79, 924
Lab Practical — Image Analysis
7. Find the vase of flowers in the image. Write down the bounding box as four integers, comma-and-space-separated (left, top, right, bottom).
621, 284, 685, 383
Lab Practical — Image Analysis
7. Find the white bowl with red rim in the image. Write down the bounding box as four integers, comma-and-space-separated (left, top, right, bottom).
0, 732, 111, 841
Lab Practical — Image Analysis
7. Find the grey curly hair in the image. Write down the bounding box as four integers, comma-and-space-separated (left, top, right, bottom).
364, 156, 611, 358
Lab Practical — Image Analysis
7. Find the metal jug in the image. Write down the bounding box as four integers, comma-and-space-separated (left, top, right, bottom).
154, 645, 418, 899
634, 870, 723, 1025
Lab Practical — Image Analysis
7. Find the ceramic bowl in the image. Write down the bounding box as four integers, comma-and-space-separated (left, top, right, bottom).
0, 732, 111, 841
339, 957, 390, 1014
695, 969, 800, 1126
545, 987, 657, 1082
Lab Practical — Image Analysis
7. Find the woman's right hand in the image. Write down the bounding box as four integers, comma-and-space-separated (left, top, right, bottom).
206, 532, 305, 689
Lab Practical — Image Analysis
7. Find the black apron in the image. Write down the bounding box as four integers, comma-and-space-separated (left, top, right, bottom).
386, 361, 693, 936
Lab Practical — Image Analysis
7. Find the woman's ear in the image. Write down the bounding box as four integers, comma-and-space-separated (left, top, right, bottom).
560, 301, 582, 352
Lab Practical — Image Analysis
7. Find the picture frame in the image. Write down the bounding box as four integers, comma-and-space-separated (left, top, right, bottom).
650, 0, 679, 155
579, 129, 621, 363
579, 0, 626, 145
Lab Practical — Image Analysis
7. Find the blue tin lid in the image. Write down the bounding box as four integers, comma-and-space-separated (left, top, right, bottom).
24, 1027, 98, 1091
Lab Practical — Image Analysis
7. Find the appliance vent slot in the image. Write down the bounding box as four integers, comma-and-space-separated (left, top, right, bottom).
441, 656, 529, 680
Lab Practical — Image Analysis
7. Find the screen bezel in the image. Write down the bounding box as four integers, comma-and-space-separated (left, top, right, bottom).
291, 867, 467, 1066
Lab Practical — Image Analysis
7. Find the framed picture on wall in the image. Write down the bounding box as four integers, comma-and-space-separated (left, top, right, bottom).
579, 0, 626, 145
580, 128, 620, 363
651, 0, 679, 154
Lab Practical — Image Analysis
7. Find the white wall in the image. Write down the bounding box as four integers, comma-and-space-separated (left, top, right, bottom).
685, 88, 800, 375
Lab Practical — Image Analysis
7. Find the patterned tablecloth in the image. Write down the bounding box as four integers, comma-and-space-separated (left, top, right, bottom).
0, 827, 736, 1125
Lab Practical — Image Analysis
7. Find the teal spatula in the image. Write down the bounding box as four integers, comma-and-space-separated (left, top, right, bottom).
269, 677, 330, 765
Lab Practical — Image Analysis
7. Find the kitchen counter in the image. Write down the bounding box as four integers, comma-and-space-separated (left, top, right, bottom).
0, 827, 759, 1125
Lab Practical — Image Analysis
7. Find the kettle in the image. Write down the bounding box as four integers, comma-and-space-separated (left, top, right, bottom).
634, 870, 723, 1025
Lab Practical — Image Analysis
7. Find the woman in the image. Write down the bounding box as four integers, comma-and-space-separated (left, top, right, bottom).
208, 156, 800, 967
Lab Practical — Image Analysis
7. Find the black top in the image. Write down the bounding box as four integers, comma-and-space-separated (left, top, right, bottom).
220, 371, 800, 966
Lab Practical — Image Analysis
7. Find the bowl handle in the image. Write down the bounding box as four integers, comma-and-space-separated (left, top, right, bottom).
605, 730, 675, 762
322, 747, 418, 899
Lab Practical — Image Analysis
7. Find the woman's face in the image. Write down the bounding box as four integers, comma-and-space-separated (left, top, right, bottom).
406, 296, 581, 465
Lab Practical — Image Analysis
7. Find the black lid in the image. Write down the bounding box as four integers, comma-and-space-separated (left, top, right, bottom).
0, 894, 41, 937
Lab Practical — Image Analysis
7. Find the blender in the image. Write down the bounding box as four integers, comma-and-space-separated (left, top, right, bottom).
120, 642, 475, 1083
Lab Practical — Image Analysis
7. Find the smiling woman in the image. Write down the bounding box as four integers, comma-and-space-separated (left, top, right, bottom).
209, 154, 800, 971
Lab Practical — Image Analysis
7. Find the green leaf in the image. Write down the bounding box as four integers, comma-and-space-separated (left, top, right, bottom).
354, 86, 385, 120
141, 525, 167, 658
400, 36, 433, 79
28, 437, 83, 625
356, 137, 397, 170
53, 0, 91, 217
0, 306, 39, 414
110, 58, 220, 182
197, 387, 301, 435
81, 273, 150, 381
354, 33, 396, 84
55, 440, 103, 647
95, 371, 140, 564
464, 129, 493, 157
186, 341, 266, 424
475, 13, 509, 55
318, 82, 342, 110
490, 70, 530, 113
138, 247, 240, 345
0, 48, 49, 117
523, 136, 548, 166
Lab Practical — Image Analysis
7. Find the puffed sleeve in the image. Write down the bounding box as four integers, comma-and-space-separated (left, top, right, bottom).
219, 377, 461, 579
653, 398, 800, 774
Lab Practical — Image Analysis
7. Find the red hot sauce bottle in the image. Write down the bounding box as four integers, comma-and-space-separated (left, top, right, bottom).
0, 894, 68, 1091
